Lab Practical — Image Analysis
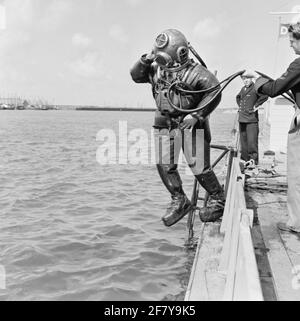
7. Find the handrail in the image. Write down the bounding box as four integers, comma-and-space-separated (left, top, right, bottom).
187, 143, 235, 240
187, 134, 239, 240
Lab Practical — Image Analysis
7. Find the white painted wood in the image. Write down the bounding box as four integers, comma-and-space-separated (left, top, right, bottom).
223, 208, 242, 300
239, 224, 264, 301
269, 102, 294, 152
219, 180, 238, 273
185, 224, 207, 301
233, 231, 248, 301
219, 175, 244, 273
255, 192, 300, 301
220, 157, 238, 233
245, 209, 254, 228
186, 155, 264, 301
185, 223, 225, 301
227, 209, 263, 301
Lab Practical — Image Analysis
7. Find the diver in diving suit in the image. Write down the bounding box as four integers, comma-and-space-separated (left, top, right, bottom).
130, 29, 225, 227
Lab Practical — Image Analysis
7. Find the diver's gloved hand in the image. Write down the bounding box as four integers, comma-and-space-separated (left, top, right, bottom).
141, 52, 155, 65
179, 114, 198, 131
242, 70, 260, 80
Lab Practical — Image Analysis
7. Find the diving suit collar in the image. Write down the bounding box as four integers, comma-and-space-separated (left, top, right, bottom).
160, 59, 191, 73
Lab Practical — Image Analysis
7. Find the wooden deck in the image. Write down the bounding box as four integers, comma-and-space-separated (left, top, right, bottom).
246, 151, 300, 301
185, 222, 226, 301
185, 158, 263, 301
185, 120, 300, 301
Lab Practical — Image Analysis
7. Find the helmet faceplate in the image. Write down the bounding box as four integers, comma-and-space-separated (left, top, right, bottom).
153, 29, 189, 68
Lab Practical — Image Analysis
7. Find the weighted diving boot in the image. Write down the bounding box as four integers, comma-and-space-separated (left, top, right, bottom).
195, 169, 225, 223
162, 193, 192, 227
157, 165, 192, 227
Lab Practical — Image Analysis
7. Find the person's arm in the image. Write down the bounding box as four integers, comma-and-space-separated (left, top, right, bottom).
236, 92, 241, 106
191, 65, 222, 121
180, 65, 221, 130
254, 94, 269, 107
256, 58, 300, 97
130, 54, 155, 84
243, 58, 300, 97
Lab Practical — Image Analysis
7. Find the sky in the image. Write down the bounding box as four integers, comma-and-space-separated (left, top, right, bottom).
0, 0, 300, 107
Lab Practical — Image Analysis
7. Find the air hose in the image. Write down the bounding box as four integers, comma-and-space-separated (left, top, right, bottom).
167, 70, 245, 115
166, 70, 296, 115
163, 44, 296, 116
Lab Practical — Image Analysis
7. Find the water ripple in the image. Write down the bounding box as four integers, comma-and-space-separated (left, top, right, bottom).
0, 110, 235, 300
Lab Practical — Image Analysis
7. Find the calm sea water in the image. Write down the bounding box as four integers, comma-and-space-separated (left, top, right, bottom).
0, 110, 235, 301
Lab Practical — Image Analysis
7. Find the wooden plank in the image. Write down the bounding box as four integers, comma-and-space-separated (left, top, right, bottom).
220, 157, 238, 233
185, 224, 207, 301
233, 232, 248, 301
218, 180, 237, 272
219, 159, 241, 271
251, 191, 300, 301
237, 178, 246, 208
185, 223, 225, 301
227, 211, 263, 301
242, 106, 298, 301
239, 223, 263, 301
222, 206, 242, 300
223, 180, 248, 300
233, 210, 263, 301
251, 224, 277, 301
219, 179, 244, 273
278, 231, 300, 268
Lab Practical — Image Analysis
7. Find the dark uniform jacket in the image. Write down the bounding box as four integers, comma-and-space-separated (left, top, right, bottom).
255, 57, 300, 108
130, 55, 221, 130
236, 82, 268, 123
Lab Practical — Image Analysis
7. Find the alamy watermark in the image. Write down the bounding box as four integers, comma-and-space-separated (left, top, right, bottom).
0, 264, 6, 290
96, 121, 204, 172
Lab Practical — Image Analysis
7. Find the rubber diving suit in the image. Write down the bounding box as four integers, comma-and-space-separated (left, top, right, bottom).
130, 29, 225, 227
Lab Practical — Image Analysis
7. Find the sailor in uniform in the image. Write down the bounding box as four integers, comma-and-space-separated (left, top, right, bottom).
236, 76, 268, 165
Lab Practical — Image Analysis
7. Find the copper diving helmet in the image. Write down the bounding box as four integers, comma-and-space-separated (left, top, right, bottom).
152, 29, 190, 68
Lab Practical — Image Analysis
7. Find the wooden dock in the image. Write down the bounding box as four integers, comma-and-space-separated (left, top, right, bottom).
246, 151, 300, 301
185, 121, 300, 301
185, 158, 263, 301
